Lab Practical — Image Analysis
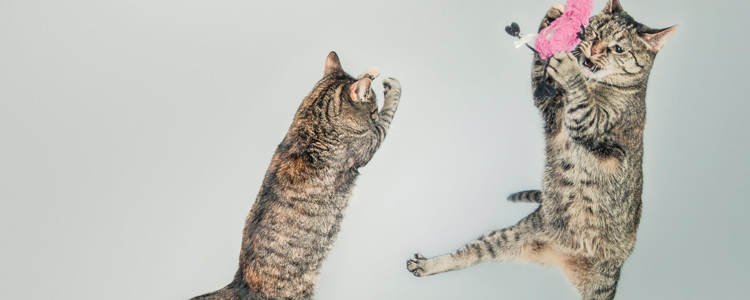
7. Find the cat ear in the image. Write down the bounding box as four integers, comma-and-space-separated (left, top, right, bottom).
349, 78, 372, 102
324, 51, 343, 76
603, 0, 624, 14
640, 25, 678, 52
357, 66, 380, 80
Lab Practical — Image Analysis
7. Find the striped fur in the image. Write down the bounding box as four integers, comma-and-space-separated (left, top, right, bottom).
408, 1, 676, 299
193, 52, 401, 300
507, 190, 542, 203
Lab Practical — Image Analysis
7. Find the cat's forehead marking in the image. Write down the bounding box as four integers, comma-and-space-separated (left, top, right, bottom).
614, 33, 628, 44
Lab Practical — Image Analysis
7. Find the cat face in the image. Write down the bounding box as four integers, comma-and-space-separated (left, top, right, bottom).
576, 0, 677, 85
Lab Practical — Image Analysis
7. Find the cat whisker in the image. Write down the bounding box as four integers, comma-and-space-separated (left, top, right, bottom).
385, 124, 403, 133
604, 77, 615, 88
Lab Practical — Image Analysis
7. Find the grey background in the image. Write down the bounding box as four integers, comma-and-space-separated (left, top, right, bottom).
1, 0, 747, 299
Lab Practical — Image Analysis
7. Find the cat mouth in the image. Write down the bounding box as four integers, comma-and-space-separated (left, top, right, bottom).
581, 58, 598, 72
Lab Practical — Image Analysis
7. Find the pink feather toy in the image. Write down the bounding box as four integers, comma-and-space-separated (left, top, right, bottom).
536, 0, 594, 60
506, 0, 595, 97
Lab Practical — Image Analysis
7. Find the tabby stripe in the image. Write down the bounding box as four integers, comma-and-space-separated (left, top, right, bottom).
632, 52, 645, 68
568, 103, 589, 114
594, 281, 618, 294
574, 108, 594, 124
601, 108, 611, 130
622, 67, 637, 75
566, 117, 594, 132
555, 201, 573, 214
581, 180, 597, 186
486, 241, 497, 258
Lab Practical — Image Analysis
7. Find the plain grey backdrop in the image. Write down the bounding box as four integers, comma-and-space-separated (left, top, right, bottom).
1, 0, 748, 299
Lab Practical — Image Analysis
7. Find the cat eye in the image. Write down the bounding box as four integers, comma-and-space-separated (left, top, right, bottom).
614, 45, 625, 53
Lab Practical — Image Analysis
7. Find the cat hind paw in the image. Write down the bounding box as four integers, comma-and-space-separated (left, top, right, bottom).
406, 252, 428, 277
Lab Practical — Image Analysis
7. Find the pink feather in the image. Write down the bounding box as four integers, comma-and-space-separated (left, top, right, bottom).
534, 0, 595, 60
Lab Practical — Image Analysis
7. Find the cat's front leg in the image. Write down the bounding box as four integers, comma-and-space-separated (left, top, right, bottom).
358, 77, 401, 165
547, 52, 621, 145
378, 77, 401, 132
531, 4, 567, 131
532, 5, 566, 106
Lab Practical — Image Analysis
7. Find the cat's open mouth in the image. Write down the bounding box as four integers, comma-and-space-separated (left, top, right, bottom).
582, 58, 598, 72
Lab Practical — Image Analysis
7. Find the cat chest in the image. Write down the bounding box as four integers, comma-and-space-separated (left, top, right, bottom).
545, 141, 622, 218
548, 130, 622, 179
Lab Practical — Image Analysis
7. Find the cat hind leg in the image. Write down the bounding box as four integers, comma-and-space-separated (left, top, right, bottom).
407, 209, 547, 277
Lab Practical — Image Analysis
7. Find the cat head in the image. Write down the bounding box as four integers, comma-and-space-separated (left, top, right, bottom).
319, 51, 381, 134
289, 52, 386, 167
576, 0, 677, 85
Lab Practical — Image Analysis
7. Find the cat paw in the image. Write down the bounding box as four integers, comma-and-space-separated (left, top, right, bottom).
539, 4, 566, 32
382, 77, 401, 94
357, 66, 381, 80
406, 252, 429, 277
547, 52, 584, 90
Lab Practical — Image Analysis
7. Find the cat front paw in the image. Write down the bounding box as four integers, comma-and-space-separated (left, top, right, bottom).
406, 252, 430, 277
547, 52, 584, 91
539, 4, 566, 32
382, 77, 401, 94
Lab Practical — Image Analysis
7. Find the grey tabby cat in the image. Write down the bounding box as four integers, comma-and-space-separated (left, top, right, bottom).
406, 1, 676, 299
193, 51, 401, 300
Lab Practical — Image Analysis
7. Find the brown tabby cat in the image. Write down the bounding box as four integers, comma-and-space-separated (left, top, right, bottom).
406, 1, 676, 299
192, 51, 401, 300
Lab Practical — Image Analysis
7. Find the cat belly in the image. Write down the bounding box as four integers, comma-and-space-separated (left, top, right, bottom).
542, 133, 631, 258
240, 198, 344, 299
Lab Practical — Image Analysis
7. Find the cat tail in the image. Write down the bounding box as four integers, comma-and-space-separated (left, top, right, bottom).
507, 190, 542, 203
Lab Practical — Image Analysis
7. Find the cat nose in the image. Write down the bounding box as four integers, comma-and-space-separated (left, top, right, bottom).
591, 42, 607, 55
